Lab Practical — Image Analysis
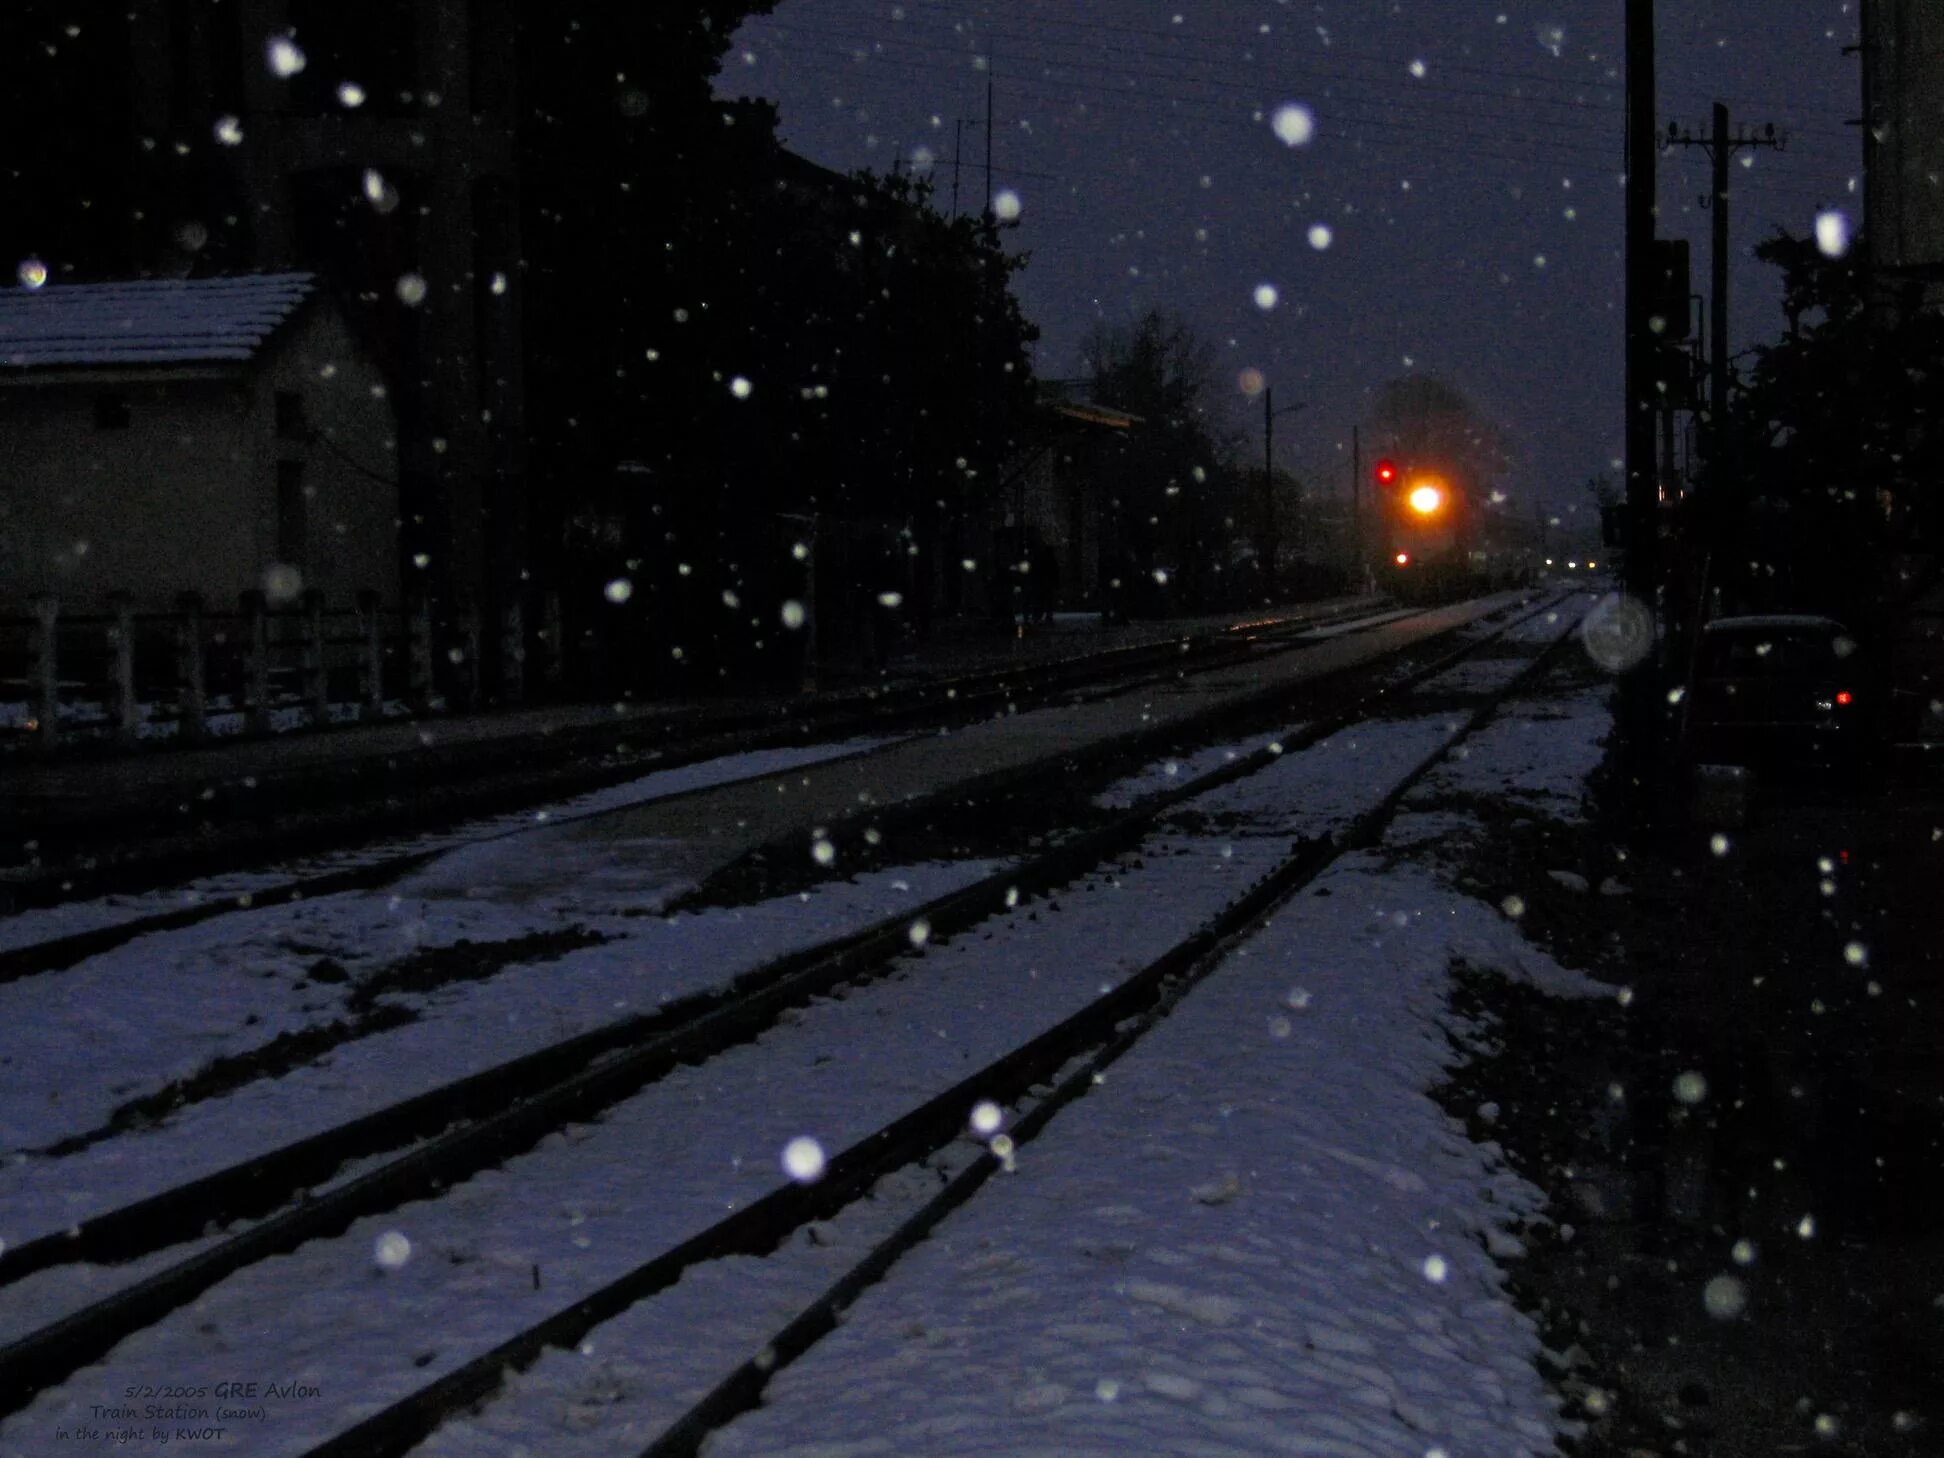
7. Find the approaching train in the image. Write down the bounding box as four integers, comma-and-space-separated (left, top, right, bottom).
1371, 457, 1537, 602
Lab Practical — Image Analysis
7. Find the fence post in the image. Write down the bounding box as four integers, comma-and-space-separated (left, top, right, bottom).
175, 592, 206, 743
499, 589, 525, 705
302, 588, 329, 727
108, 591, 138, 747
540, 589, 565, 693
459, 594, 483, 710
407, 592, 435, 711
356, 589, 385, 721
241, 589, 271, 735
28, 592, 59, 750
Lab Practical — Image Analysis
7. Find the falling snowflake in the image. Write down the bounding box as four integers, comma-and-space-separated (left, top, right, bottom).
266, 35, 306, 78
781, 1136, 826, 1183
1270, 103, 1315, 147
1814, 210, 1852, 258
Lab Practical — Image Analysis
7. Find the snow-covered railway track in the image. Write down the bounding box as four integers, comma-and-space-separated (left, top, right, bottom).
314, 595, 1589, 1458
0, 594, 1573, 1444
0, 601, 1410, 985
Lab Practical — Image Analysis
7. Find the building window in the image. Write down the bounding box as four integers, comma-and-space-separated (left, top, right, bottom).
277, 460, 309, 564
94, 393, 131, 429
275, 390, 306, 440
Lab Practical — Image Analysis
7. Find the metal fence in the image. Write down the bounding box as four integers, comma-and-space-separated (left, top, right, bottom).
0, 589, 535, 753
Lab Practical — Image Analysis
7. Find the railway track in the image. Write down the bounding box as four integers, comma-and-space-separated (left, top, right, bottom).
0, 590, 1582, 1455
0, 598, 1441, 984
0, 597, 1399, 914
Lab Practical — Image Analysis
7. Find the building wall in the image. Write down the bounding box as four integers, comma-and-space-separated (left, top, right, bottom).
254, 299, 404, 610
0, 301, 398, 615
0, 377, 257, 613
123, 0, 527, 620
1871, 0, 1944, 295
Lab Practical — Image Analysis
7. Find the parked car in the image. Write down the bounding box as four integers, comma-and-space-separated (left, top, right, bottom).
1682, 614, 1871, 778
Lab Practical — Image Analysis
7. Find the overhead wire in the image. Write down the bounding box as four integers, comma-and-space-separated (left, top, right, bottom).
754, 43, 1856, 211
753, 9, 1863, 172
790, 0, 1859, 123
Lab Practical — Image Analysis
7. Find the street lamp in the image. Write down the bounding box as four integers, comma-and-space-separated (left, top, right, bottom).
1262, 388, 1306, 598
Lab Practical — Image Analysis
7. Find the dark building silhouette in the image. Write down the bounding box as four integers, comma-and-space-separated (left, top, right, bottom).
1, 0, 781, 697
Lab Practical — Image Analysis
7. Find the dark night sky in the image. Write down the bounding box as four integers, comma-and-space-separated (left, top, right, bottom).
722, 0, 1860, 530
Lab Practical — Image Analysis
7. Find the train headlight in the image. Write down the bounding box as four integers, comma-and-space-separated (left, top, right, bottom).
1407, 484, 1444, 516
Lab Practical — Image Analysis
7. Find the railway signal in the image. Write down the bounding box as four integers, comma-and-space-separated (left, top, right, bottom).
1374, 458, 1398, 488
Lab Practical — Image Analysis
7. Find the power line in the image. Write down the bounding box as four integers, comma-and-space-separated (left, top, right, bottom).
761, 44, 1853, 205
788, 0, 1860, 121
755, 13, 1862, 166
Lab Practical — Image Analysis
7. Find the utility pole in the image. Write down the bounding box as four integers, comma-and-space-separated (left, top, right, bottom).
1262, 391, 1305, 600
985, 63, 995, 218
1667, 103, 1784, 488
1844, 3, 1880, 312
951, 119, 964, 219
1624, 0, 1659, 608
1264, 388, 1278, 597
1351, 425, 1364, 587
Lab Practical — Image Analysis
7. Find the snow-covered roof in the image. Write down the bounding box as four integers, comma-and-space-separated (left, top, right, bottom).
0, 273, 317, 370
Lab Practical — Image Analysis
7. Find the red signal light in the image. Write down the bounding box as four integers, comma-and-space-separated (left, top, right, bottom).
1375, 458, 1398, 487
1835, 690, 1852, 706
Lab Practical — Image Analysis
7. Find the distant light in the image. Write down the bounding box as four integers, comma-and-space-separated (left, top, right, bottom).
1307, 223, 1334, 251
1568, 560, 1579, 569
337, 80, 367, 109
729, 376, 754, 399
1253, 283, 1279, 311
1407, 484, 1443, 516
395, 272, 427, 306
1237, 367, 1266, 397
214, 115, 244, 146
17, 258, 47, 289
1408, 59, 1427, 78
1395, 552, 1411, 566
1835, 690, 1853, 706
993, 188, 1023, 222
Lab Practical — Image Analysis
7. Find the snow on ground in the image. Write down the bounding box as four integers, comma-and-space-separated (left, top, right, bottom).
706, 858, 1603, 1458
1408, 681, 1612, 829
0, 738, 902, 1154
0, 704, 1509, 1458
697, 669, 1613, 1458
0, 736, 901, 953
0, 858, 1000, 1284
1092, 729, 1310, 811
